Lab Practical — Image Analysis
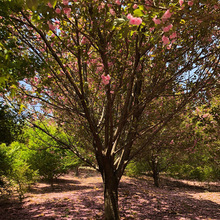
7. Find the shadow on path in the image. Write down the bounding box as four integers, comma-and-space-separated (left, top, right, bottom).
0, 172, 219, 220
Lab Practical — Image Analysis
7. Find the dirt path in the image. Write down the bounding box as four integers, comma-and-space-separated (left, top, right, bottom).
0, 170, 219, 219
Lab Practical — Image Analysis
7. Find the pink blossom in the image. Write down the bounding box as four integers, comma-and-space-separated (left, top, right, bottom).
145, 0, 153, 5
63, 7, 71, 16
34, 76, 38, 82
149, 27, 155, 32
162, 35, 170, 45
110, 9, 116, 16
163, 24, 173, 32
127, 14, 142, 25
63, 0, 69, 5
55, 8, 61, 14
214, 5, 219, 10
153, 16, 161, 24
162, 9, 172, 22
170, 140, 174, 144
188, 1, 193, 6
101, 74, 111, 85
202, 113, 209, 118
81, 36, 87, 44
127, 13, 133, 20
48, 22, 56, 31
129, 17, 142, 25
170, 32, 177, 39
115, 0, 121, 5
47, 2, 53, 8
179, 0, 184, 7
167, 44, 172, 49
133, 4, 138, 9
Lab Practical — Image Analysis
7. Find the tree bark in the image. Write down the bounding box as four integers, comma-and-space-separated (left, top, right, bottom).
152, 157, 160, 187
104, 177, 120, 220
152, 169, 159, 187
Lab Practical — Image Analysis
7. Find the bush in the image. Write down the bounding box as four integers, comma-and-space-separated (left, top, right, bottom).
167, 163, 218, 181
125, 160, 149, 177
24, 124, 83, 186
27, 146, 79, 186
0, 143, 12, 198
0, 142, 39, 200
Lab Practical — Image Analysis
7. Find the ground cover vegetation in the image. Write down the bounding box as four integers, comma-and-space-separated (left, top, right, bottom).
0, 0, 219, 219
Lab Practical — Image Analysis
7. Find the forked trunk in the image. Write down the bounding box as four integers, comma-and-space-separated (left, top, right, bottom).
104, 179, 120, 220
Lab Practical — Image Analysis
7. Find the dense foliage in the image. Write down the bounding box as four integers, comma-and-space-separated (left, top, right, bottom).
0, 103, 24, 145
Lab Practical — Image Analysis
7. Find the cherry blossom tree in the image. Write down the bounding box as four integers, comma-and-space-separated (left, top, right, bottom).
1, 0, 219, 219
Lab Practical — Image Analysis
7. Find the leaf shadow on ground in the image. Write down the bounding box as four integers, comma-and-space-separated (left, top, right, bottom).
118, 178, 220, 219
0, 171, 219, 220
28, 179, 90, 194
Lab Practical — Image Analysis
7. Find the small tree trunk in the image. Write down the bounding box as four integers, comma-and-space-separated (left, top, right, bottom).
152, 169, 159, 187
152, 157, 160, 187
75, 166, 79, 176
104, 178, 120, 220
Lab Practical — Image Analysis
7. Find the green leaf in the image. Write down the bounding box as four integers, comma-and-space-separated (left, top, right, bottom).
50, 0, 57, 8
113, 18, 125, 27
18, 104, 26, 115
133, 9, 144, 17
26, 0, 39, 11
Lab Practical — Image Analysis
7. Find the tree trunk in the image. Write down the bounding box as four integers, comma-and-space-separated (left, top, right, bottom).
104, 178, 120, 220
75, 166, 79, 176
151, 157, 160, 187
152, 169, 159, 187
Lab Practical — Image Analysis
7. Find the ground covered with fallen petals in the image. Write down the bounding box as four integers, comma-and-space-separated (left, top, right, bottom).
0, 169, 219, 219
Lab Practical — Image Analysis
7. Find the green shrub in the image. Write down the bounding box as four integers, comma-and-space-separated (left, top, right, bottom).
27, 146, 77, 185
24, 124, 83, 186
125, 160, 149, 177
0, 142, 39, 200
0, 143, 12, 198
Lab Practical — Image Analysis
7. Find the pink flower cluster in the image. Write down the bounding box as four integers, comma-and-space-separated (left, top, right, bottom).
179, 0, 184, 7
81, 36, 88, 44
63, 7, 71, 17
162, 31, 177, 48
170, 32, 177, 39
63, 0, 69, 5
48, 2, 53, 8
188, 0, 193, 6
115, 0, 121, 5
153, 9, 172, 24
110, 8, 116, 16
127, 14, 142, 26
161, 9, 172, 22
153, 16, 161, 25
163, 24, 173, 32
162, 35, 169, 45
55, 8, 61, 14
101, 74, 111, 85
47, 21, 56, 31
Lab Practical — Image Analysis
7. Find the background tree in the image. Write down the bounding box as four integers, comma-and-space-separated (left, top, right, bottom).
167, 93, 220, 181
1, 0, 219, 219
23, 121, 84, 187
0, 102, 24, 145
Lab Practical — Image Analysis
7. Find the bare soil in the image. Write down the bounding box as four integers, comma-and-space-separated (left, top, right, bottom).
0, 169, 219, 220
